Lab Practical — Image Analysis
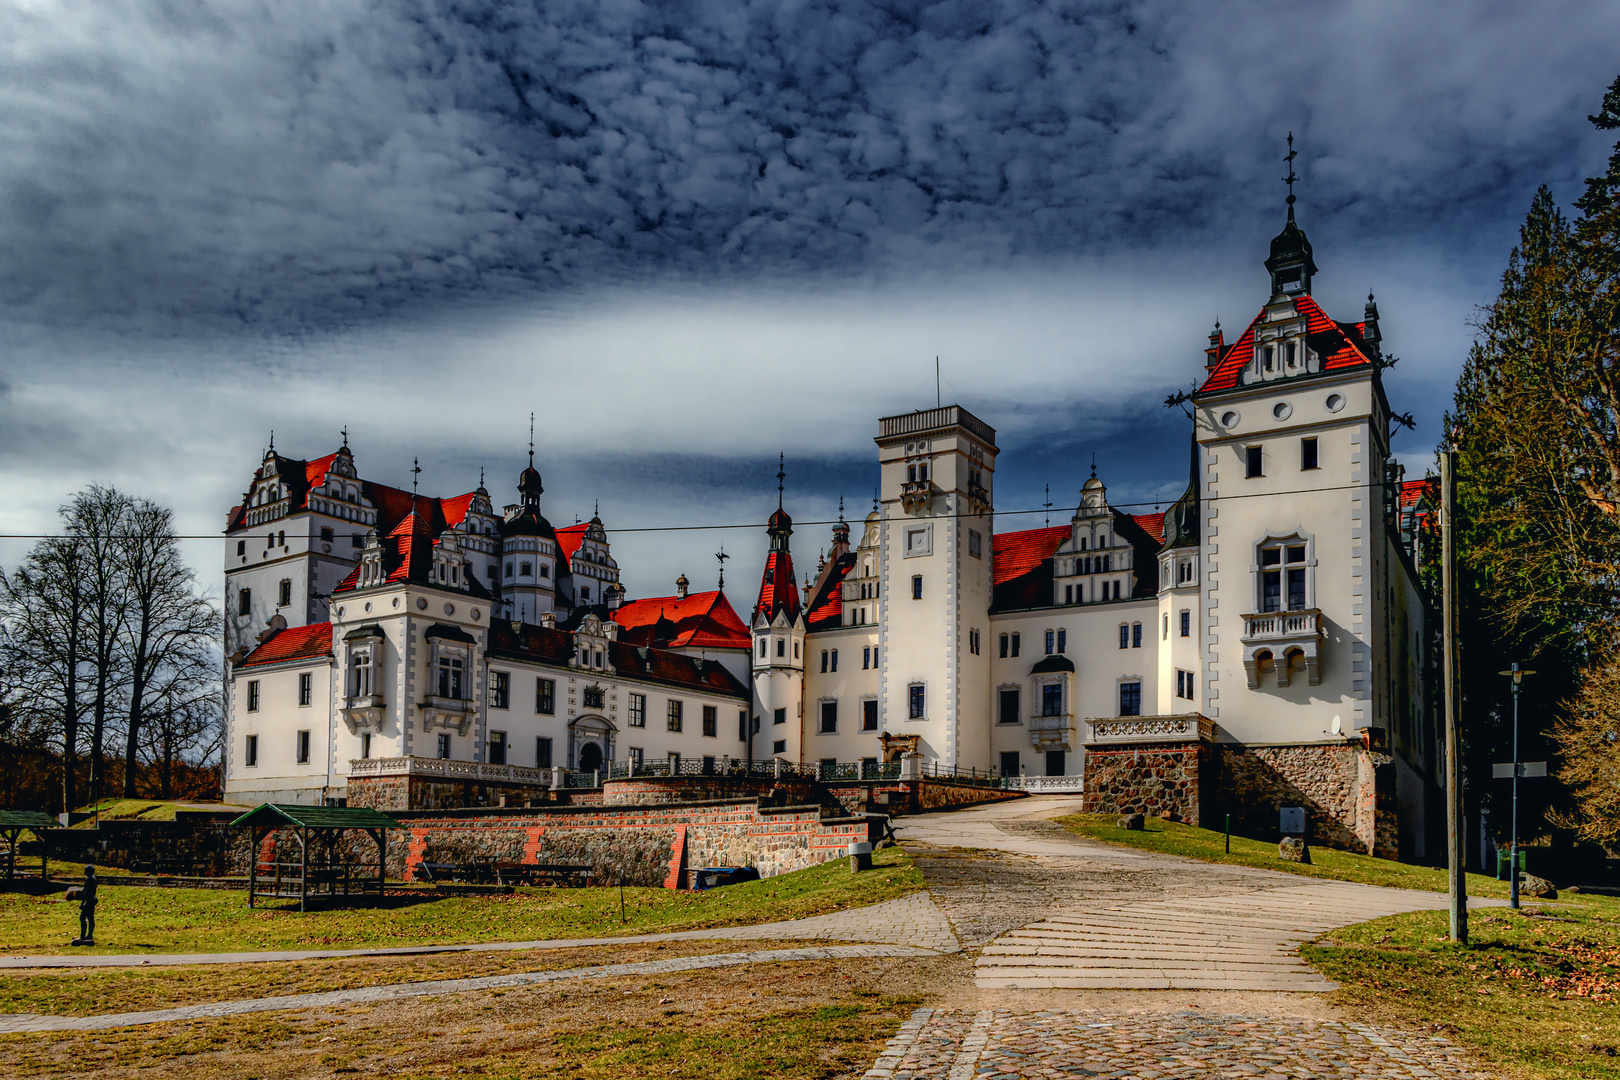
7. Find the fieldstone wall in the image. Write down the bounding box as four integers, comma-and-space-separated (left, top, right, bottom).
348, 775, 561, 812
1081, 744, 1205, 825
601, 775, 824, 807
1212, 744, 1398, 857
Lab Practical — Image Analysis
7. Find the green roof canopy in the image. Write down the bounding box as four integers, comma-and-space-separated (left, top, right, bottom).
0, 811, 58, 830
231, 804, 404, 830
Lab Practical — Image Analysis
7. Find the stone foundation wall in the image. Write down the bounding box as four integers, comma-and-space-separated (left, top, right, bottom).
600, 776, 824, 807
1080, 744, 1204, 825
348, 775, 563, 812
1211, 744, 1398, 857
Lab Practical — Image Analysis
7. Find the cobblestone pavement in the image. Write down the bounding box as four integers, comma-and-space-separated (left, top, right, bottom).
861, 1008, 1492, 1080
1, 891, 959, 969
0, 944, 938, 1033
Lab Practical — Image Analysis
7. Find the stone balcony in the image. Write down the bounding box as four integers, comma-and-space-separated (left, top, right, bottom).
349, 755, 557, 787
419, 695, 474, 736
1027, 712, 1074, 752
340, 693, 386, 735
900, 480, 938, 513
1084, 713, 1213, 747
1240, 609, 1323, 687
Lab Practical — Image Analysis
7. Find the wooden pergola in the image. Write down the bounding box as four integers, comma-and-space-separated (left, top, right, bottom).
0, 811, 56, 880
232, 804, 403, 911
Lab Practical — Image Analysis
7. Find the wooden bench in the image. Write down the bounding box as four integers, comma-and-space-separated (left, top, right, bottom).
492, 862, 593, 887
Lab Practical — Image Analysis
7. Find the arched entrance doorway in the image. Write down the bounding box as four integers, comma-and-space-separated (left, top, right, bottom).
577, 742, 603, 773
568, 714, 615, 773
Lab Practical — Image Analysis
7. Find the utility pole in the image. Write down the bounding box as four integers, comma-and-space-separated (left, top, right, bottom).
1440, 448, 1466, 942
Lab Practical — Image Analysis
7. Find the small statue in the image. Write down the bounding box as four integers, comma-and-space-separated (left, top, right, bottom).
70, 865, 97, 946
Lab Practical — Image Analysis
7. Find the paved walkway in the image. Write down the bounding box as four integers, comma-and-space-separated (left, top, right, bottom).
0, 890, 959, 969
0, 944, 937, 1033
860, 1008, 1491, 1080
895, 797, 1501, 991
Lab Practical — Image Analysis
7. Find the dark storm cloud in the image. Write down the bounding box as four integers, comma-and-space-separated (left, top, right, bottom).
2, 0, 1615, 331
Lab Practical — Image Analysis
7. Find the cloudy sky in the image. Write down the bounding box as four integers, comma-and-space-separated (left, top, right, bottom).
2, 0, 1617, 607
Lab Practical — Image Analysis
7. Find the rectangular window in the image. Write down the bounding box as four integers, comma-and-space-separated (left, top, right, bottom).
739, 710, 749, 742
1132, 623, 1142, 649
773, 707, 786, 726
667, 700, 683, 732
1261, 546, 1282, 612
1288, 567, 1307, 610
1000, 750, 1020, 778
862, 699, 878, 731
911, 575, 923, 600
505, 562, 514, 580
776, 638, 785, 657
998, 688, 1021, 725
821, 649, 828, 673
702, 704, 717, 737
628, 747, 644, 766
491, 671, 510, 709
1057, 629, 1067, 654
1119, 682, 1142, 717
536, 678, 555, 715
539, 563, 549, 578
969, 529, 982, 558
758, 639, 767, 658
488, 731, 507, 765
1301, 437, 1319, 471
830, 649, 838, 672
294, 672, 311, 707
908, 684, 925, 720
519, 561, 531, 577
863, 646, 871, 669
321, 527, 334, 543
1245, 445, 1263, 478
437, 733, 451, 759
278, 579, 292, 607
236, 540, 246, 556
536, 737, 553, 768
436, 655, 465, 699
1119, 624, 1129, 649
1042, 683, 1063, 716
1176, 670, 1196, 701
628, 693, 646, 727
1065, 584, 1073, 604
238, 588, 252, 617
361, 732, 372, 759
246, 680, 260, 712
998, 633, 1008, 658
872, 646, 879, 666
703, 755, 716, 774
773, 739, 787, 755
1044, 630, 1054, 655
296, 729, 310, 765
352, 533, 363, 549
820, 701, 838, 734
1180, 610, 1191, 638
1010, 632, 1020, 658
244, 734, 258, 767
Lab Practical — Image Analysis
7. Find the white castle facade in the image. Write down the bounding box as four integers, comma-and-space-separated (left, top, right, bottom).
222, 209, 1438, 857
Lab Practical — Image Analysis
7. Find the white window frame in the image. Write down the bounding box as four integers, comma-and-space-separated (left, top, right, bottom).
1252, 529, 1317, 613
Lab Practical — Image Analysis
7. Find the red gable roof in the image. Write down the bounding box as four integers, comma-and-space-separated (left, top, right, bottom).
805, 552, 856, 631
1199, 295, 1374, 394
992, 526, 1070, 585
225, 447, 473, 540
1131, 512, 1166, 544
1400, 478, 1437, 509
554, 523, 590, 561
332, 512, 492, 597
486, 621, 748, 698
238, 623, 333, 668
612, 590, 751, 650
754, 549, 801, 623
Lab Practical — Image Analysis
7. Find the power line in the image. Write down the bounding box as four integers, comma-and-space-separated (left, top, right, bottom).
0, 477, 1428, 542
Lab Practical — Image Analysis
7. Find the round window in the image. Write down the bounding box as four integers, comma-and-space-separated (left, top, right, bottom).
1220, 410, 1240, 429
1272, 401, 1292, 421
1325, 393, 1346, 413
444, 603, 455, 616
392, 597, 401, 609
416, 598, 428, 610
335, 606, 344, 617
363, 601, 372, 613
471, 609, 481, 621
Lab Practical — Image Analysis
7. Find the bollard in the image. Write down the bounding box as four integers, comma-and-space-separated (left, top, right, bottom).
848, 841, 874, 872
1225, 814, 1231, 854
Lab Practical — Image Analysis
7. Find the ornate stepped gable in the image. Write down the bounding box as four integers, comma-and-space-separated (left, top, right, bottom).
332, 511, 492, 597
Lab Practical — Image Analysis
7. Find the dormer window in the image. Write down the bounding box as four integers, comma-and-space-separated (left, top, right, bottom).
1286, 341, 1297, 367
1263, 345, 1275, 371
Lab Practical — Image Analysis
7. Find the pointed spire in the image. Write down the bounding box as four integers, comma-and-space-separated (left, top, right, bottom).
267, 430, 275, 454
528, 412, 535, 469
1090, 452, 1097, 479
777, 452, 785, 510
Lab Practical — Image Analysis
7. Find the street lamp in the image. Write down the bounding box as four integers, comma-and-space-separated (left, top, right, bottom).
1497, 662, 1536, 909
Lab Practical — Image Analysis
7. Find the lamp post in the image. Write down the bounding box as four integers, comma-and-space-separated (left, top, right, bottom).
1497, 662, 1535, 909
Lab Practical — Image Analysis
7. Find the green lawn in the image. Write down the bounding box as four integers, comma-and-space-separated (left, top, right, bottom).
1056, 813, 1512, 898
1304, 895, 1620, 1080
0, 845, 921, 956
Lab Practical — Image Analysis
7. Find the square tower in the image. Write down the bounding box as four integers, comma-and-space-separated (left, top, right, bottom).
874, 406, 997, 769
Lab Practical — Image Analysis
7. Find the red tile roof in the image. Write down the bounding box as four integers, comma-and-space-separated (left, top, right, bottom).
1131, 512, 1166, 544
611, 590, 752, 650
332, 512, 492, 597
238, 623, 333, 668
1400, 478, 1437, 509
486, 621, 748, 698
992, 526, 1070, 586
1198, 295, 1374, 394
554, 522, 590, 561
225, 446, 474, 540
754, 549, 801, 624
805, 552, 856, 631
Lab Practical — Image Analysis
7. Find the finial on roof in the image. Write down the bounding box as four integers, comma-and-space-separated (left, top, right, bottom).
594, 499, 599, 517
340, 426, 348, 448
838, 494, 845, 524
872, 486, 879, 513
528, 412, 535, 469
1043, 483, 1053, 527
479, 466, 485, 487
267, 430, 274, 454
715, 544, 729, 590
777, 452, 785, 510
1283, 131, 1299, 222
411, 457, 421, 497
1090, 452, 1097, 479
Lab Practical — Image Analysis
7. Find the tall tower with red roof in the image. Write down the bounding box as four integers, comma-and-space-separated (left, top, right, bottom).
751, 457, 806, 762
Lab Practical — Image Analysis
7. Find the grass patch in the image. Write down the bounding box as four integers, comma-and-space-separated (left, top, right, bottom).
1304, 892, 1620, 1080
1056, 813, 1512, 897
0, 844, 921, 956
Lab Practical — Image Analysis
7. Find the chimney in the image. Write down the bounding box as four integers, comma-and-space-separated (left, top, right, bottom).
604, 621, 621, 641
675, 574, 689, 600
539, 611, 557, 629
1204, 322, 1224, 370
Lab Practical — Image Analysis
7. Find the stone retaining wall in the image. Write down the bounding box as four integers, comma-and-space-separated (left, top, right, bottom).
1212, 743, 1398, 857
1081, 744, 1205, 825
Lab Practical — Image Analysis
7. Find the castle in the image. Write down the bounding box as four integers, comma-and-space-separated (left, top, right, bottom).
222, 205, 1440, 857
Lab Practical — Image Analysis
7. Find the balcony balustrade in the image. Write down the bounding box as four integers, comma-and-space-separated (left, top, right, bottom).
1240, 608, 1323, 687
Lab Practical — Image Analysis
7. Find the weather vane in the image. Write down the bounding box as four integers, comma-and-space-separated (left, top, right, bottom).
715, 544, 729, 590
340, 426, 348, 448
